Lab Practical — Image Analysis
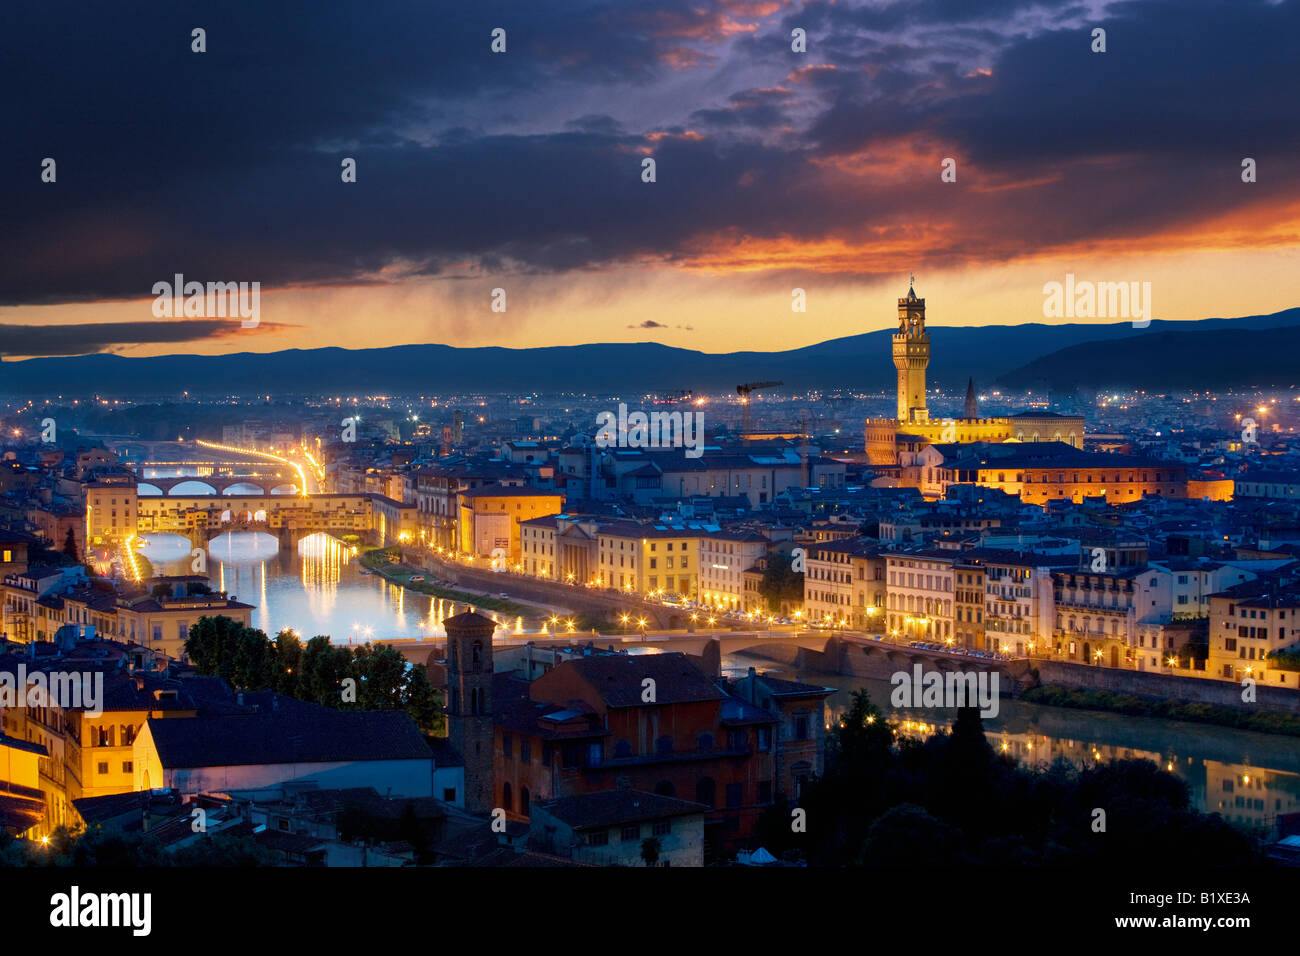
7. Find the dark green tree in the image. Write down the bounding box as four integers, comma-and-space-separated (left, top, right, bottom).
857, 803, 965, 866
299, 635, 353, 707
403, 660, 445, 735
640, 836, 661, 867
62, 527, 79, 562
759, 553, 804, 612
185, 615, 251, 682
353, 643, 409, 710
272, 628, 303, 696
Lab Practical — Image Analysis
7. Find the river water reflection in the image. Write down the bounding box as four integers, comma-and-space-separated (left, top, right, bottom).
136, 531, 534, 643
723, 653, 1300, 828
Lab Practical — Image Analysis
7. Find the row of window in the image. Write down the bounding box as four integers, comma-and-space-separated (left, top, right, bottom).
888, 594, 952, 615
1236, 626, 1285, 641
888, 572, 953, 590
584, 818, 673, 845
1233, 606, 1290, 619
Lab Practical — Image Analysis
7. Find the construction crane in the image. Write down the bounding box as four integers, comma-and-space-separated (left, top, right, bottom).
736, 381, 783, 435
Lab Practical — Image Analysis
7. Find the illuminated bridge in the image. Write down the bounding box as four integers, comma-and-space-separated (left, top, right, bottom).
137, 476, 302, 496
109, 439, 321, 496
137, 492, 378, 546
106, 439, 274, 468
133, 489, 413, 549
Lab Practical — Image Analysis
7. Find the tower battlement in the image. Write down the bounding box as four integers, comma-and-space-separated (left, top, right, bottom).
893, 283, 930, 422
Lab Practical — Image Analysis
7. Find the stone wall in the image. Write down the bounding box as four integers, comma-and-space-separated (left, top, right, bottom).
816, 638, 1299, 714
1031, 659, 1300, 714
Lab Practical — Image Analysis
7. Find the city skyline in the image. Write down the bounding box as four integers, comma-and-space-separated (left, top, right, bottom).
4, 0, 1300, 904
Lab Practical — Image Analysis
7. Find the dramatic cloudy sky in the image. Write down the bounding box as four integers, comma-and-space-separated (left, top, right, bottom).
2, 0, 1298, 358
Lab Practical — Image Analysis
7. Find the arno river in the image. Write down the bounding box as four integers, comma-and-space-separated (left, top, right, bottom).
138, 530, 1300, 827
722, 654, 1300, 828
137, 531, 536, 643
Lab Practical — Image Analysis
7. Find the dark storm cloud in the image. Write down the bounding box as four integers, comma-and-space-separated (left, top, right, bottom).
690, 88, 795, 129
805, 0, 1300, 163
786, 0, 1051, 33
2, 0, 1298, 304
0, 320, 284, 357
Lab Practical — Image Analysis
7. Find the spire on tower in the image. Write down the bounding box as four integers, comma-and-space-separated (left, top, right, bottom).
964, 377, 978, 420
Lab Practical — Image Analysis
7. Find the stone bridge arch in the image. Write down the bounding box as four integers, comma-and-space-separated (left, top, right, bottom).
220, 481, 267, 495
168, 479, 219, 495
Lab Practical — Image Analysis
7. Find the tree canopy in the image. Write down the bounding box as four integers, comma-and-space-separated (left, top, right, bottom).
185, 615, 444, 733
755, 690, 1262, 868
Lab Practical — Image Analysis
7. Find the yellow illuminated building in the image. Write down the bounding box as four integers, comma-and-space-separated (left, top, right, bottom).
865, 284, 1085, 466
457, 486, 564, 563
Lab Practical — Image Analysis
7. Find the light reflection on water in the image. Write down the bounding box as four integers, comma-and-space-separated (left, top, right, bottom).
136, 531, 535, 644
723, 652, 1300, 826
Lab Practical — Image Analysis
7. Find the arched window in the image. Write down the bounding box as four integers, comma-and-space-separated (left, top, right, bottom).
696, 733, 714, 753
471, 641, 482, 665
696, 777, 716, 807
520, 786, 530, 816
502, 782, 513, 810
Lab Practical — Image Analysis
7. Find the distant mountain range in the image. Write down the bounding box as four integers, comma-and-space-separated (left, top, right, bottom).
2, 308, 1298, 398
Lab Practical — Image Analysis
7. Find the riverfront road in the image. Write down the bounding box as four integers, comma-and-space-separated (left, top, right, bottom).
382, 627, 1024, 669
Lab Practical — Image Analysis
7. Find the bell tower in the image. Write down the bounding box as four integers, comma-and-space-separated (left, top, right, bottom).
893, 280, 929, 423
444, 609, 497, 813
964, 377, 979, 420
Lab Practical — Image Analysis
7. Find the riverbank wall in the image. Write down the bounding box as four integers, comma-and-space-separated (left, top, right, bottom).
806, 637, 1300, 715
